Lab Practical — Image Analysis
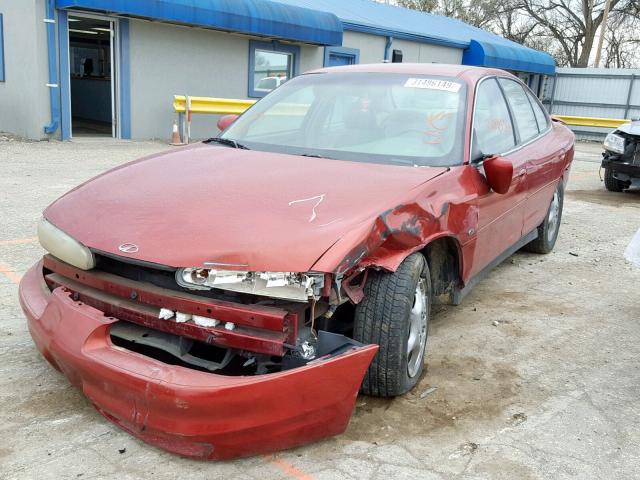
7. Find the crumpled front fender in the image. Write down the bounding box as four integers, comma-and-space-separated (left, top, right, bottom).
312, 167, 481, 277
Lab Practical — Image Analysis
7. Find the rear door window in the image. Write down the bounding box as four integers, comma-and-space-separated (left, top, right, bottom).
498, 78, 539, 142
473, 78, 516, 156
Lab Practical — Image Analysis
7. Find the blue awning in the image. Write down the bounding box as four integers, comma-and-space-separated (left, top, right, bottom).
462, 39, 555, 75
55, 0, 343, 46
275, 0, 556, 75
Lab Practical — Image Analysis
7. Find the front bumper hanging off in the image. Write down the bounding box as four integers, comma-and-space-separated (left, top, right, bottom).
19, 260, 377, 460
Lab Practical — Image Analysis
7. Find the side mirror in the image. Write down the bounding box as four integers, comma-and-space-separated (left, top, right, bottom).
483, 155, 513, 194
217, 114, 238, 132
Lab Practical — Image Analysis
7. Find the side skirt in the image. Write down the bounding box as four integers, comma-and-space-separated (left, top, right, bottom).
452, 228, 538, 305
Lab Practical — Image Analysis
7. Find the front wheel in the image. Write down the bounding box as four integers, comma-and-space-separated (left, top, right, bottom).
354, 253, 431, 397
524, 181, 564, 254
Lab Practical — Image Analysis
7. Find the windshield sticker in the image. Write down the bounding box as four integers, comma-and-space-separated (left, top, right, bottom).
404, 78, 461, 92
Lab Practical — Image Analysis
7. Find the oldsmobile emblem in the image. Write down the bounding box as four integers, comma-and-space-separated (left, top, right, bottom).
118, 243, 139, 254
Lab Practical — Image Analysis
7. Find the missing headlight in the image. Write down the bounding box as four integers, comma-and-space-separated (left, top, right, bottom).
176, 267, 324, 302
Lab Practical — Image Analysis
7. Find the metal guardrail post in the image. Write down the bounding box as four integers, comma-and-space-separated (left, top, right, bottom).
549, 74, 558, 114
178, 111, 184, 144
624, 74, 635, 120
186, 95, 192, 145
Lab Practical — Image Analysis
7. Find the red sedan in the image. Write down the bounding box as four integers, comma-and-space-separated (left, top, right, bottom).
20, 64, 574, 459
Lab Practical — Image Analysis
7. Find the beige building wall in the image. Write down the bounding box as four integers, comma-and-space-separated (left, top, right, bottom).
0, 0, 51, 140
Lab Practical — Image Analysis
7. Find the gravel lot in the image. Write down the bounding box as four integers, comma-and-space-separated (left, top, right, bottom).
1, 138, 639, 480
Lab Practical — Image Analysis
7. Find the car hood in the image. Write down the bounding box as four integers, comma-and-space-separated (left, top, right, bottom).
617, 120, 640, 136
44, 144, 447, 272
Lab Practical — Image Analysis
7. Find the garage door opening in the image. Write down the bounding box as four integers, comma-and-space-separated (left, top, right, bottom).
68, 15, 115, 137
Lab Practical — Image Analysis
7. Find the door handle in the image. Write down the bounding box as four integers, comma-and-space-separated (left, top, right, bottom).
515, 169, 526, 178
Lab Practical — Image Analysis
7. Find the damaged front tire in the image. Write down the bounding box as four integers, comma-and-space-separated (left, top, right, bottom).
354, 253, 431, 397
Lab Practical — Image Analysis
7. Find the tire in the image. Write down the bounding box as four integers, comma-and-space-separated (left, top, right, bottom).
524, 181, 564, 254
354, 253, 431, 397
604, 167, 628, 192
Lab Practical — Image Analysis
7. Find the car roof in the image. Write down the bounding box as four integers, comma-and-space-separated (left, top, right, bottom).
306, 63, 516, 84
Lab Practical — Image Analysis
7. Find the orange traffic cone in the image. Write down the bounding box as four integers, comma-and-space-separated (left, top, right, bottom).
170, 121, 184, 146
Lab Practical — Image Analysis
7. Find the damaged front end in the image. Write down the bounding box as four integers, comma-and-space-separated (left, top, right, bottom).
602, 122, 640, 188
20, 253, 377, 459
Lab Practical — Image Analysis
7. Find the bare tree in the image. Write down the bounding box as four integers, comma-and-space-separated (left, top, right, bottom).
603, 10, 640, 67
515, 0, 635, 67
493, 1, 540, 45
395, 0, 501, 27
394, 0, 438, 11
438, 0, 500, 28
392, 0, 640, 67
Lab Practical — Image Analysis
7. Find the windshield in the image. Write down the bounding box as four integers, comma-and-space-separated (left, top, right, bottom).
221, 72, 467, 167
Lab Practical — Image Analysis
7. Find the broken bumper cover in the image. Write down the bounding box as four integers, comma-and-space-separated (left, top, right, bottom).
602, 157, 640, 177
19, 261, 377, 460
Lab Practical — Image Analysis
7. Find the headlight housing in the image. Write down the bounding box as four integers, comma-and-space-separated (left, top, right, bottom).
176, 268, 324, 302
604, 132, 625, 154
37, 218, 96, 270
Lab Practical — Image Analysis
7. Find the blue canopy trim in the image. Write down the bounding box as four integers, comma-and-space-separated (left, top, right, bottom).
462, 39, 556, 75
55, 0, 343, 46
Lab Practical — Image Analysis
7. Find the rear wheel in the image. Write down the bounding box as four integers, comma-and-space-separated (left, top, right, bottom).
354, 253, 430, 397
524, 181, 564, 254
604, 167, 628, 192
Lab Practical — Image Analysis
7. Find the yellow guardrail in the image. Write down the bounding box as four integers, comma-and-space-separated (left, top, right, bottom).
173, 95, 255, 115
171, 95, 311, 144
553, 115, 630, 129
170, 95, 634, 145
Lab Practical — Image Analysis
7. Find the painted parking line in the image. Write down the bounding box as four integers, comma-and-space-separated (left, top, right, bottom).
0, 237, 37, 246
0, 262, 22, 284
264, 455, 315, 480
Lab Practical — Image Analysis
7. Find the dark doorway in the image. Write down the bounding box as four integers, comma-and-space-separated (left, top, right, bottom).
68, 15, 114, 136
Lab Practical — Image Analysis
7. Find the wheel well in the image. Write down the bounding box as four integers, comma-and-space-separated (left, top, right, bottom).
421, 237, 461, 305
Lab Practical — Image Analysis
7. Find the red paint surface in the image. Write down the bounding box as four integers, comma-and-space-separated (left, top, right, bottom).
483, 155, 514, 195
44, 145, 447, 272
217, 114, 239, 131
20, 261, 377, 460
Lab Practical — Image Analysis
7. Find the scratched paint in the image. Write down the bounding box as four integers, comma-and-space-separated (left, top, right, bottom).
288, 194, 326, 223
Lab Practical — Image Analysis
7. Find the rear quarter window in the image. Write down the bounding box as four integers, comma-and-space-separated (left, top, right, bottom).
527, 90, 550, 132
498, 78, 539, 142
